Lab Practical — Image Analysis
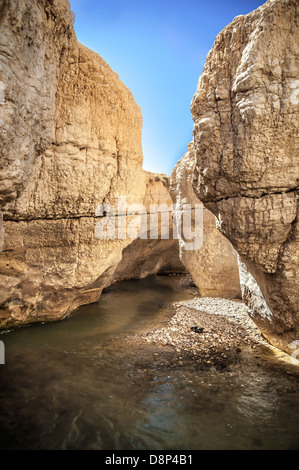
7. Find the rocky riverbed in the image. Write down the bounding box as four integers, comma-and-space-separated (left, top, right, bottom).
143, 297, 268, 352
1, 274, 299, 450
126, 275, 290, 371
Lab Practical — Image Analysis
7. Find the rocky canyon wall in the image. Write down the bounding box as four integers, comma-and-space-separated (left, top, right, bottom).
170, 143, 241, 299
112, 173, 185, 281
0, 0, 183, 328
190, 0, 299, 354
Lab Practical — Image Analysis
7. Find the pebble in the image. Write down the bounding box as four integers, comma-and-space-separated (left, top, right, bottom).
142, 296, 269, 356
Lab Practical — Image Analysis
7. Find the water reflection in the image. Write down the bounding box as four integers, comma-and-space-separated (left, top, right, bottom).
0, 275, 299, 450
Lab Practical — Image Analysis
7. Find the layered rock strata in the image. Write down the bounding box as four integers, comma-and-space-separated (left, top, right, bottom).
170, 144, 241, 299
0, 0, 183, 328
190, 0, 299, 353
112, 173, 185, 281
143, 173, 185, 271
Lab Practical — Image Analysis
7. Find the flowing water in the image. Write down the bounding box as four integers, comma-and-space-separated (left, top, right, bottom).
0, 275, 299, 450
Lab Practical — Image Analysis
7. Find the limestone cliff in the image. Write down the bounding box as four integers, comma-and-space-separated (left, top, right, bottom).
190, 0, 299, 353
170, 143, 241, 299
0, 0, 182, 328
112, 173, 185, 281
0, 0, 74, 206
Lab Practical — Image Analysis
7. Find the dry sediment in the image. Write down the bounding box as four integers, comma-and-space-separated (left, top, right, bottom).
143, 296, 270, 361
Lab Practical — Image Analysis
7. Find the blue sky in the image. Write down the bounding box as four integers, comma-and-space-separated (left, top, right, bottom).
69, 0, 265, 175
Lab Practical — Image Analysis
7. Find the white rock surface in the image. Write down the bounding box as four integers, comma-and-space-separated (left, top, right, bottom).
190, 0, 299, 354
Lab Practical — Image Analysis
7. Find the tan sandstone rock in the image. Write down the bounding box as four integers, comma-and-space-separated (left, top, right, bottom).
170, 143, 241, 299
112, 173, 185, 281
0, 0, 182, 328
190, 0, 299, 354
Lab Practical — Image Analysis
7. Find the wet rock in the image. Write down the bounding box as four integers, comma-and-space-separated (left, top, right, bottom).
190, 326, 204, 334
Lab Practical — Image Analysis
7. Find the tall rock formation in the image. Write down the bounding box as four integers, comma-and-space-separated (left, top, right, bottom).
0, 0, 183, 328
190, 0, 299, 353
112, 173, 185, 281
170, 143, 241, 299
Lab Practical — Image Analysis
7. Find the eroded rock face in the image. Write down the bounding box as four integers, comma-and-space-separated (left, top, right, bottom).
112, 173, 185, 281
170, 144, 241, 299
0, 0, 74, 206
0, 0, 182, 328
191, 0, 299, 353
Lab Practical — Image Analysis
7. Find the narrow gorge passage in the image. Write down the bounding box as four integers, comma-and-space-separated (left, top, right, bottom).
0, 0, 298, 454
0, 274, 299, 450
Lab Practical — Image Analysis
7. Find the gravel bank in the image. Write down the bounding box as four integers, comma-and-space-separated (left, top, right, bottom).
142, 296, 270, 358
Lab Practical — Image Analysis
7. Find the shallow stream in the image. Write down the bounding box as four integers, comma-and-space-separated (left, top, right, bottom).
0, 275, 299, 450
